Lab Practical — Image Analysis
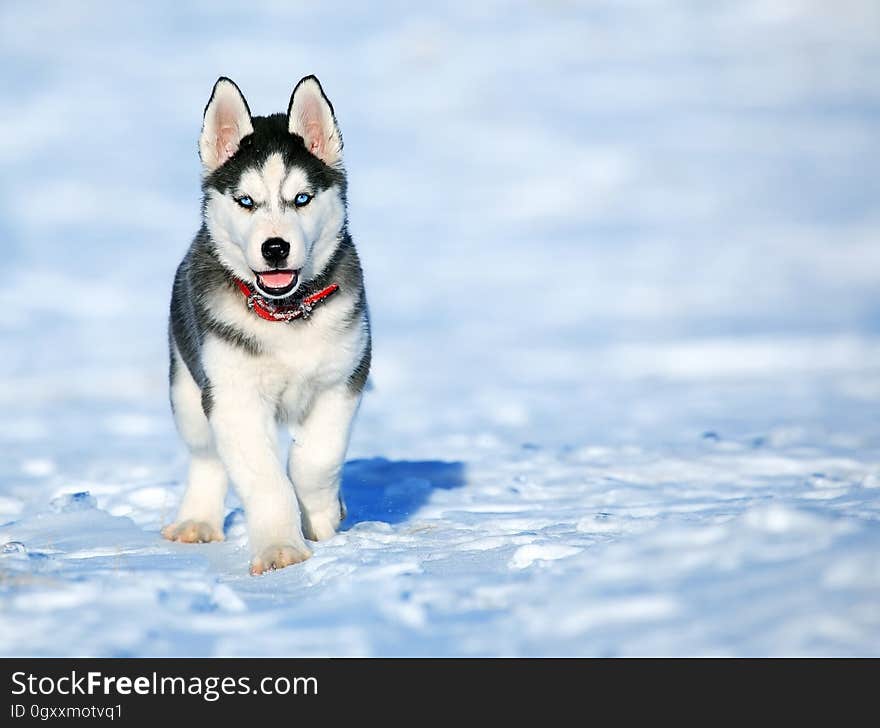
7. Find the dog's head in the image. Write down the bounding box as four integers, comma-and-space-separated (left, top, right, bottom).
199, 76, 347, 299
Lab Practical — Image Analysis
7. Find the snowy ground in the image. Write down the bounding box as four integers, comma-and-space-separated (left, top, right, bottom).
1, 0, 879, 655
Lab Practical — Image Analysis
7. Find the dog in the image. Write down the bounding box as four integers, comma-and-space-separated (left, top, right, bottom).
162, 76, 370, 574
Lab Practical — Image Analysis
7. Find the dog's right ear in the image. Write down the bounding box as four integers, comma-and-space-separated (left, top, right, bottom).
199, 77, 254, 175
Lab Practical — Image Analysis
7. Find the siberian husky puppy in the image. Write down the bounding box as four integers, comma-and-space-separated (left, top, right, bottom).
164, 76, 370, 574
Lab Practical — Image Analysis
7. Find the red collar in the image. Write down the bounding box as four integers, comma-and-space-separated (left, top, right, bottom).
235, 279, 340, 323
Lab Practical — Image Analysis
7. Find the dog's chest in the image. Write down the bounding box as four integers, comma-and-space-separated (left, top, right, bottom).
205, 287, 366, 417
256, 308, 364, 413
271, 319, 349, 383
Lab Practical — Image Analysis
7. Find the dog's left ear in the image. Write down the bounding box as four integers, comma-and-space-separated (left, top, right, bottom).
288, 75, 343, 167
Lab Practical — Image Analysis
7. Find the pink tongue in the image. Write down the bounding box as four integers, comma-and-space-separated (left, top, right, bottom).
258, 270, 295, 289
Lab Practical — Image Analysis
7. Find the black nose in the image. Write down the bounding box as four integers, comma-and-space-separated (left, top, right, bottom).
261, 238, 290, 266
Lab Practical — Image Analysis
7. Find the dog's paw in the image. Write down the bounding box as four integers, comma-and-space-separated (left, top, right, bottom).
249, 543, 312, 575
301, 508, 342, 542
161, 520, 224, 544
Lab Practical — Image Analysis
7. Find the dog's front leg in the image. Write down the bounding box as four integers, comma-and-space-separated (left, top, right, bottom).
289, 385, 361, 541
206, 354, 311, 574
211, 388, 311, 573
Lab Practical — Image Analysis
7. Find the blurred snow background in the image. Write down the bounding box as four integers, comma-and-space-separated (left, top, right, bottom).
0, 0, 879, 655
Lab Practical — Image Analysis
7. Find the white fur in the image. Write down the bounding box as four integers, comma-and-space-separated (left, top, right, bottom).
288, 386, 360, 540
201, 337, 310, 558
165, 345, 227, 542
169, 345, 212, 451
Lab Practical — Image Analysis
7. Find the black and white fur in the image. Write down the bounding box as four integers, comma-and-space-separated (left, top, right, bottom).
164, 76, 370, 575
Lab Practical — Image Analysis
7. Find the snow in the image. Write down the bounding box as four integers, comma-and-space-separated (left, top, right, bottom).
1, 0, 879, 656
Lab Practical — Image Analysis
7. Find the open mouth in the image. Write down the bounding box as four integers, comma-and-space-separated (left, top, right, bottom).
254, 269, 300, 297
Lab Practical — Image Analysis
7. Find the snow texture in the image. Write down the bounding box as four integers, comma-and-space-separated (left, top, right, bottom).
1, 0, 879, 656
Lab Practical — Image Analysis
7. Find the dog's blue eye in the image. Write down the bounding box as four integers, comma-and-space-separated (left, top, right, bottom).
294, 192, 312, 208
236, 195, 254, 209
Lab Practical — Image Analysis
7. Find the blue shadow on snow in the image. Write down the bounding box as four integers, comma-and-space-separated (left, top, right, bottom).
341, 458, 465, 527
